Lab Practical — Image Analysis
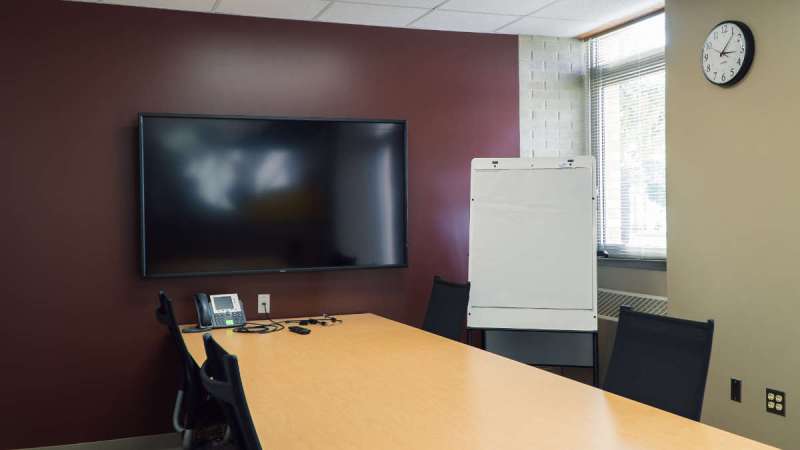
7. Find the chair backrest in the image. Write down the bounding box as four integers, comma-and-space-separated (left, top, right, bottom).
156, 290, 204, 426
201, 334, 262, 450
603, 306, 714, 421
422, 276, 471, 341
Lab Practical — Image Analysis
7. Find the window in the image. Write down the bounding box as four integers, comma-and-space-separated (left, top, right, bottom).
589, 13, 666, 261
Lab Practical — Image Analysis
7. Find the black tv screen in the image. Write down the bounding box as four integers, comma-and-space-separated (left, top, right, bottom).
139, 113, 407, 277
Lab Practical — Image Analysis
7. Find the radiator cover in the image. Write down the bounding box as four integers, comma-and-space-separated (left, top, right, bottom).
597, 288, 667, 319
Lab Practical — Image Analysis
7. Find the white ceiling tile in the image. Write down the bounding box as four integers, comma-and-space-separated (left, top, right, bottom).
318, 3, 427, 27
411, 10, 519, 33
64, 0, 663, 36
101, 0, 217, 12
337, 0, 442, 7
215, 0, 330, 20
440, 0, 554, 16
532, 0, 662, 21
497, 16, 597, 37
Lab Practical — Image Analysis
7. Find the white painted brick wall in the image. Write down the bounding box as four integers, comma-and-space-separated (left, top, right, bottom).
519, 36, 587, 158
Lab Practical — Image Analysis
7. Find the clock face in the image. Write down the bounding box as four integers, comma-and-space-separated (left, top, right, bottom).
702, 21, 754, 86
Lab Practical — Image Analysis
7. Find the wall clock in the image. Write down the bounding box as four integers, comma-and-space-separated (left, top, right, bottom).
701, 21, 754, 86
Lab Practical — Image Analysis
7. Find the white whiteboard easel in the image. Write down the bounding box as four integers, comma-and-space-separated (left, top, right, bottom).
467, 157, 597, 331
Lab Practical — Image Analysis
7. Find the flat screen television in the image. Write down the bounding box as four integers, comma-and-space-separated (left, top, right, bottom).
138, 113, 407, 277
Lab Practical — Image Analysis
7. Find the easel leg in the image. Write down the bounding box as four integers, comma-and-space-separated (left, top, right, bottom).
592, 331, 600, 387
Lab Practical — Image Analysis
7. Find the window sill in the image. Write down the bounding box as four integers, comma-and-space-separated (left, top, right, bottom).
598, 258, 666, 271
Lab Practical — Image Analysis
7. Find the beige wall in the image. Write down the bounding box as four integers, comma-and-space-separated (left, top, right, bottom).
666, 0, 800, 447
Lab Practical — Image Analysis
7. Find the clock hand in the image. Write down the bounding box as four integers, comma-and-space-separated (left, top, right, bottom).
721, 47, 738, 57
720, 30, 734, 56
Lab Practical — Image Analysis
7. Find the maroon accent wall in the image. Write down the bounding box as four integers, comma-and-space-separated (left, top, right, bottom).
0, 1, 518, 448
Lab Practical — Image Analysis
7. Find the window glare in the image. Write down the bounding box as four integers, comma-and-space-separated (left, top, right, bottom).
596, 14, 665, 65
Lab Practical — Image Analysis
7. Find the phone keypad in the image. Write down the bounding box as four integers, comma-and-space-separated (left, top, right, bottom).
212, 311, 246, 328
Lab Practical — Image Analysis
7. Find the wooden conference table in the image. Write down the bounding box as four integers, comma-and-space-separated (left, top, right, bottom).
182, 313, 773, 450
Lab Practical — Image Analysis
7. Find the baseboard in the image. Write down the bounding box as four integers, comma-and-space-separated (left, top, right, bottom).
17, 433, 180, 450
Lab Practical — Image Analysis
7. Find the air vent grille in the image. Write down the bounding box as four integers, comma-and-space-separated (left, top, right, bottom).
598, 288, 667, 319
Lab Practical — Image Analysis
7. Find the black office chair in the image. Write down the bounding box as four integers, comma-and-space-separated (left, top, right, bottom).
422, 276, 471, 342
156, 291, 224, 448
603, 306, 714, 421
201, 334, 262, 450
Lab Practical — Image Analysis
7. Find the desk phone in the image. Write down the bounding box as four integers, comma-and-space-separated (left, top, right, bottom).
193, 292, 247, 329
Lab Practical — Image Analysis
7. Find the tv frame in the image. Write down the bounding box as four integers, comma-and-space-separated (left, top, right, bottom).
138, 112, 409, 278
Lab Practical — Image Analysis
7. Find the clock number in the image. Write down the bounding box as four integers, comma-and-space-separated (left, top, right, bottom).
722, 24, 728, 33
705, 42, 712, 49
713, 71, 717, 79
706, 64, 711, 72
704, 53, 709, 61
714, 31, 719, 39
730, 68, 735, 76
737, 57, 742, 65
721, 74, 726, 82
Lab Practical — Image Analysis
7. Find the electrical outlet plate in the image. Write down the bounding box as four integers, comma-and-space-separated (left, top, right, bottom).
766, 388, 786, 416
731, 378, 741, 402
257, 294, 270, 314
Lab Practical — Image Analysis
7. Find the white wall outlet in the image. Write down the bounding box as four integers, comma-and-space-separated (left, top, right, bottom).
257, 294, 270, 314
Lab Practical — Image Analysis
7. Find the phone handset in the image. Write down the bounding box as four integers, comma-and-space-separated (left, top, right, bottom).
194, 292, 213, 328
